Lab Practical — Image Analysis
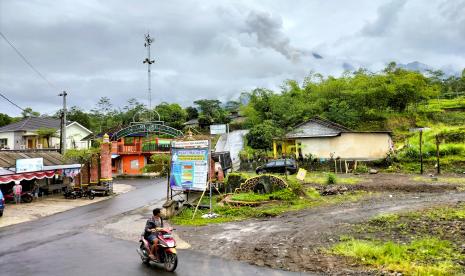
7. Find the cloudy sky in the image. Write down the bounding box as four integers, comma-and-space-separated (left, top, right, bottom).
1, 0, 464, 116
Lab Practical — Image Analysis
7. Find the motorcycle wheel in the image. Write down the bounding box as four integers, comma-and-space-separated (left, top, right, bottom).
140, 244, 150, 265
22, 194, 33, 203
164, 253, 178, 272
88, 193, 95, 200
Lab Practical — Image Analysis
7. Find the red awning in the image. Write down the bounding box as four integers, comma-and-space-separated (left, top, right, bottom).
0, 170, 56, 184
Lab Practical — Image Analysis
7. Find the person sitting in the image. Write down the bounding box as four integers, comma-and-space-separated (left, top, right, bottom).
144, 208, 164, 260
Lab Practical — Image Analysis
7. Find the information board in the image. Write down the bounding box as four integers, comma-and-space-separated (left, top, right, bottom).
16, 158, 44, 173
169, 140, 210, 191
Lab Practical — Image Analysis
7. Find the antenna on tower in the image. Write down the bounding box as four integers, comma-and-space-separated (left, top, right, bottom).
143, 33, 155, 110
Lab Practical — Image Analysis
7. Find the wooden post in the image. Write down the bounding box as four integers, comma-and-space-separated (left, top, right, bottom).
345, 160, 348, 174
419, 130, 423, 174
436, 135, 441, 175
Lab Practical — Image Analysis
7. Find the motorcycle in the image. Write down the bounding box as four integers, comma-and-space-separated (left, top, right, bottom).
4, 191, 33, 203
64, 188, 95, 200
81, 189, 96, 200
137, 228, 178, 272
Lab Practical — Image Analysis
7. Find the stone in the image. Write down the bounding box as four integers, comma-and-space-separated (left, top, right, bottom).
369, 169, 378, 174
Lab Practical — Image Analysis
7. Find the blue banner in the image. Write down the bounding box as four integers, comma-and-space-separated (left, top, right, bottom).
169, 148, 209, 191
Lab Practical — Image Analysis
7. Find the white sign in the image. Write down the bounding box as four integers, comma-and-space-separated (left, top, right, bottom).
16, 158, 44, 173
172, 140, 209, 149
210, 124, 227, 135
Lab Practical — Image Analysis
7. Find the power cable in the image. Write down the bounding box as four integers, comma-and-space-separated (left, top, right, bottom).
0, 91, 26, 112
0, 31, 58, 90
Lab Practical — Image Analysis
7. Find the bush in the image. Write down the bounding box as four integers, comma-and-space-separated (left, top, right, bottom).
327, 173, 337, 184
144, 154, 170, 176
353, 164, 369, 174
286, 177, 305, 197
224, 173, 249, 193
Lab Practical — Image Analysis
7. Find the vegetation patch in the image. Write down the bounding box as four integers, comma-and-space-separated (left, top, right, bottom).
332, 237, 463, 275
171, 189, 367, 226
334, 203, 465, 275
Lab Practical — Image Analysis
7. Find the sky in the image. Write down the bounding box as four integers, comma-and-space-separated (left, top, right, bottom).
1, 0, 464, 116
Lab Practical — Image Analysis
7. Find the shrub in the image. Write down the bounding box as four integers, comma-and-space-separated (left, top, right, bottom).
286, 177, 305, 196
144, 154, 170, 176
327, 173, 337, 184
353, 164, 369, 174
224, 173, 249, 193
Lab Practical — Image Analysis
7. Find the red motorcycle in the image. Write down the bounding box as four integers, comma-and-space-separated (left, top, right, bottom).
4, 191, 33, 203
137, 228, 178, 272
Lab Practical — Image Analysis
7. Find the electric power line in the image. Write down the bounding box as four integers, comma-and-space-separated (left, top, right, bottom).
0, 91, 26, 112
0, 31, 58, 90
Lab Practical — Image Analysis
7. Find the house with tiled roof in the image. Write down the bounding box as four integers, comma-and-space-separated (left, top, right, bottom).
0, 117, 92, 150
273, 116, 393, 160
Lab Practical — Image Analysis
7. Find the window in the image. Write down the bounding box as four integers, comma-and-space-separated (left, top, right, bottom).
0, 138, 7, 148
124, 137, 135, 145
130, 159, 139, 169
275, 160, 285, 166
266, 161, 276, 167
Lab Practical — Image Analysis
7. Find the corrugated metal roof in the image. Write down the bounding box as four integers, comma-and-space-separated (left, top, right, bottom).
0, 150, 72, 168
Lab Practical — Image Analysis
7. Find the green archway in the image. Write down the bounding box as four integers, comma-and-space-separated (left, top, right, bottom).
111, 122, 183, 141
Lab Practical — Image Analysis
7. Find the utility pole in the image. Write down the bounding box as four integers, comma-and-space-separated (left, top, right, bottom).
143, 33, 155, 111
59, 91, 67, 155
436, 135, 441, 175
419, 129, 423, 174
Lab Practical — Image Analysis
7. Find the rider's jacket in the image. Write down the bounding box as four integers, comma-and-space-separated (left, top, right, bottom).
144, 216, 164, 238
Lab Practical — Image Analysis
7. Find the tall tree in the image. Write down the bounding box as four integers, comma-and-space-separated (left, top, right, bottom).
0, 113, 12, 127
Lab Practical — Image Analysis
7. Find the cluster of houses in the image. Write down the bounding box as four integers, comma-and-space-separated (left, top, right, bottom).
0, 115, 393, 195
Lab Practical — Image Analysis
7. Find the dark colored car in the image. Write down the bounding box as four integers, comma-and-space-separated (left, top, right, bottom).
0, 190, 4, 217
255, 159, 298, 175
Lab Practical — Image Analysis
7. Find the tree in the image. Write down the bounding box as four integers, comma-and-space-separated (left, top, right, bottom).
194, 99, 230, 125
66, 107, 92, 130
154, 102, 187, 130
21, 107, 40, 118
0, 113, 12, 127
246, 120, 283, 150
36, 128, 58, 148
185, 106, 198, 120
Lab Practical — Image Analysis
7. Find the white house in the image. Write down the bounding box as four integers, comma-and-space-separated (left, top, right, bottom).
273, 117, 393, 160
0, 117, 92, 150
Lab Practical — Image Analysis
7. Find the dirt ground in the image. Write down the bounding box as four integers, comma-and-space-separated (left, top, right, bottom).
175, 173, 465, 275
0, 183, 134, 228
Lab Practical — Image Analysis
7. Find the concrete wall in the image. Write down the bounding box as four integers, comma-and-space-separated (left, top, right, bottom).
297, 132, 393, 160
121, 155, 146, 175
0, 132, 15, 149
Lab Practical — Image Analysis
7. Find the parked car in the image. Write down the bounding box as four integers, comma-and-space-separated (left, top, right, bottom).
0, 190, 4, 217
255, 159, 298, 175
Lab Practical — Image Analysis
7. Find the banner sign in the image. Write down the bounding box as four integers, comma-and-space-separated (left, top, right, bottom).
210, 124, 227, 135
16, 158, 44, 173
171, 140, 209, 149
170, 140, 210, 191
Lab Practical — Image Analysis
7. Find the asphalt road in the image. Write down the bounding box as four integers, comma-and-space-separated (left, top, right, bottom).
0, 178, 304, 276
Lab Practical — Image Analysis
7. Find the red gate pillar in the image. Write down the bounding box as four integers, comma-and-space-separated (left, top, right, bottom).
100, 133, 113, 193
90, 155, 99, 184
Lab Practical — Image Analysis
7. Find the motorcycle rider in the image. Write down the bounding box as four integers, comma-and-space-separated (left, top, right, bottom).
144, 208, 164, 260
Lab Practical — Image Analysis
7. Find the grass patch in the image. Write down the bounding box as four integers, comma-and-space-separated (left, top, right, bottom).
303, 172, 360, 185
369, 213, 400, 226
412, 176, 465, 185
171, 190, 368, 226
332, 237, 463, 275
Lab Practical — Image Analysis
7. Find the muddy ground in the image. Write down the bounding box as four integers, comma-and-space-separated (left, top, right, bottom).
175, 173, 465, 275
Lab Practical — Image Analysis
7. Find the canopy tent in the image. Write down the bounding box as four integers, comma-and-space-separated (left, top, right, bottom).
0, 170, 55, 184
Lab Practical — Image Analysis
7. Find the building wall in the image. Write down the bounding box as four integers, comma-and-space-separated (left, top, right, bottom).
121, 155, 146, 175
297, 133, 393, 160
0, 132, 15, 149
65, 123, 90, 149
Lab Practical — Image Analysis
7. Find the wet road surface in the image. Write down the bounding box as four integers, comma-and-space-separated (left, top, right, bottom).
0, 178, 305, 276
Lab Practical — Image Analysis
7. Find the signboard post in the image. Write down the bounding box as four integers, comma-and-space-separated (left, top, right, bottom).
16, 158, 44, 173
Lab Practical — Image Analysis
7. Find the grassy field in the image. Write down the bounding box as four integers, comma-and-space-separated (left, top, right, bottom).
331, 203, 465, 275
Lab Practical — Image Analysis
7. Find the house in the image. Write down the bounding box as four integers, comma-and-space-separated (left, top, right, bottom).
273, 117, 393, 160
0, 117, 92, 150
183, 118, 199, 128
